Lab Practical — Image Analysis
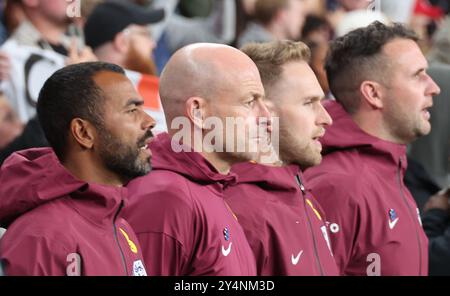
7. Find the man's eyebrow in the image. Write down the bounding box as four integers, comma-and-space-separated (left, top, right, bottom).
413, 65, 428, 76
303, 95, 324, 101
124, 98, 144, 108
416, 68, 426, 74
250, 92, 264, 100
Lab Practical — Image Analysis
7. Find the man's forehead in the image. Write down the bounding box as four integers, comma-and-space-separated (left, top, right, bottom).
280, 61, 317, 85
382, 39, 427, 70
218, 63, 262, 88
93, 71, 135, 92
271, 62, 324, 98
383, 39, 424, 61
93, 71, 139, 101
93, 70, 126, 83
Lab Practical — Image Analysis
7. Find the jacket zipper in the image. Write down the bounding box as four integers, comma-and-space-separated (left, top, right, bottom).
397, 158, 423, 275
113, 200, 128, 275
295, 175, 325, 276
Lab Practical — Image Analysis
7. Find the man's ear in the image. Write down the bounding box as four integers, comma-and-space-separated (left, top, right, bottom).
113, 31, 129, 54
360, 80, 384, 109
185, 97, 206, 129
70, 118, 96, 150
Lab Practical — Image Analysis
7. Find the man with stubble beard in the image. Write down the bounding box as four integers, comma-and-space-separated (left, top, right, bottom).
0, 62, 155, 275
224, 40, 338, 275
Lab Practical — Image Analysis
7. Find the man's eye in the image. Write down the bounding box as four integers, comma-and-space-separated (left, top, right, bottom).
128, 108, 138, 113
246, 100, 256, 107
415, 71, 425, 78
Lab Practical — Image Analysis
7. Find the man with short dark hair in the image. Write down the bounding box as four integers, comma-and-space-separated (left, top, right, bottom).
305, 21, 441, 275
0, 62, 156, 275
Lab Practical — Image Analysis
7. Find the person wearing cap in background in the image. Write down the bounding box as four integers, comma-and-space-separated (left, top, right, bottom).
84, 0, 164, 76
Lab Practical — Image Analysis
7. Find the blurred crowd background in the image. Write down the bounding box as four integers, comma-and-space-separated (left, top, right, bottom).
0, 0, 449, 220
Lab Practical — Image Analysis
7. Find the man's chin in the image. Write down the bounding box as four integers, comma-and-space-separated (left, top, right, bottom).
421, 122, 432, 136
292, 154, 322, 170
138, 157, 153, 175
225, 151, 258, 165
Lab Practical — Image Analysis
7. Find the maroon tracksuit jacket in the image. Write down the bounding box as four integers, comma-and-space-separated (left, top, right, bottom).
304, 101, 428, 276
124, 132, 257, 276
0, 148, 147, 276
225, 162, 339, 275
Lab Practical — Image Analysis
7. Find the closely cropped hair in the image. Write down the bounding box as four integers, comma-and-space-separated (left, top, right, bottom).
326, 21, 419, 114
37, 62, 125, 160
254, 0, 288, 25
241, 40, 311, 87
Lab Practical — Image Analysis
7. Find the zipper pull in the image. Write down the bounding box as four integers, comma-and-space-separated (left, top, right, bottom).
295, 175, 306, 193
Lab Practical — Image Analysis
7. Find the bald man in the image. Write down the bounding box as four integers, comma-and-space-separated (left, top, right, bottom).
123, 43, 271, 275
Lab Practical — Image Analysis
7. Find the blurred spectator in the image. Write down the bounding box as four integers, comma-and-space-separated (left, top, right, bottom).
3, 0, 26, 35
421, 187, 450, 275
1, 0, 97, 74
0, 51, 9, 81
80, 0, 104, 23
302, 14, 332, 43
241, 0, 258, 15
238, 0, 306, 47
428, 16, 450, 64
305, 40, 330, 97
151, 0, 236, 52
5, 0, 73, 54
84, 1, 164, 76
0, 25, 5, 46
0, 116, 47, 166
326, 0, 372, 31
144, 0, 236, 73
381, 0, 416, 23
410, 0, 446, 52
338, 0, 371, 11
304, 0, 327, 16
405, 156, 441, 210
335, 9, 389, 37
0, 0, 7, 44
234, 0, 255, 47
0, 92, 23, 151
178, 0, 213, 17
301, 15, 332, 96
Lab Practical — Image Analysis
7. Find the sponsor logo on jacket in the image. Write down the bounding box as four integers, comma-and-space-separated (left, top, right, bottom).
119, 228, 138, 254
